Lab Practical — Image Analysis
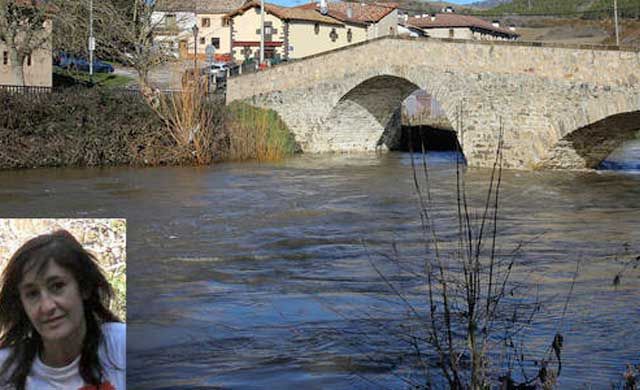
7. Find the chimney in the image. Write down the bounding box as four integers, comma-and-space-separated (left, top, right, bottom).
421, 13, 428, 17
431, 15, 436, 21
492, 20, 500, 28
509, 24, 516, 31
320, 0, 328, 14
347, 5, 353, 18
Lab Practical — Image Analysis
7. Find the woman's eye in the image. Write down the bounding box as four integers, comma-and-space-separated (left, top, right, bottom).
24, 290, 39, 300
51, 282, 66, 292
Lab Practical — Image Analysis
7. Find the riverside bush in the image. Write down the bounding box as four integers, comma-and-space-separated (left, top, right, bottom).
0, 87, 185, 169
225, 101, 298, 162
0, 87, 298, 170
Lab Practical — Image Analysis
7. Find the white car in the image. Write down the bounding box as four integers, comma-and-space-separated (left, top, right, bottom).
209, 62, 229, 77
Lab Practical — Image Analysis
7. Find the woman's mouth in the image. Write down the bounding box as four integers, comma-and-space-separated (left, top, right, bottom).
42, 315, 65, 327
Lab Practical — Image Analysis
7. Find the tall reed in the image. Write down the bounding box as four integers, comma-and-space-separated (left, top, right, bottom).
225, 101, 297, 162
150, 73, 223, 165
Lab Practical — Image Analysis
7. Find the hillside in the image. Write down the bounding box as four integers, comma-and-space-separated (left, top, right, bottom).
384, 0, 475, 14
469, 0, 513, 8
483, 0, 640, 17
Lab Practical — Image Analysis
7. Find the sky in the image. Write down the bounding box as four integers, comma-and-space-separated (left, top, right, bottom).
271, 0, 479, 8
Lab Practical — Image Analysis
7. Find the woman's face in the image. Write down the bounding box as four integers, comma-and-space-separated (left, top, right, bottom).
18, 259, 86, 345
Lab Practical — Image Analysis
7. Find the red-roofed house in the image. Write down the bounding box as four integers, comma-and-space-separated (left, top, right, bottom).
405, 13, 518, 41
225, 1, 397, 62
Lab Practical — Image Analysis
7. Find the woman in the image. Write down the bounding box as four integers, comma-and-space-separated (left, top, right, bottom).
0, 230, 125, 390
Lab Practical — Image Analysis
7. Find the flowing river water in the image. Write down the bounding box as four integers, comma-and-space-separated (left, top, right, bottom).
1, 148, 639, 389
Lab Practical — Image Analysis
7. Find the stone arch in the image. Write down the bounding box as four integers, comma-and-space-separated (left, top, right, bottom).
542, 110, 640, 169
316, 73, 463, 153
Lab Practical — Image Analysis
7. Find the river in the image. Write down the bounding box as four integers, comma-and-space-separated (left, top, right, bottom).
0, 150, 638, 389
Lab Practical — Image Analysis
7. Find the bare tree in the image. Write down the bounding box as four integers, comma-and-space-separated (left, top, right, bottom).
0, 0, 56, 85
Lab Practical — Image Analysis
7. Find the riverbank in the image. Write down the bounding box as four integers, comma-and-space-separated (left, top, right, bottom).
0, 87, 297, 170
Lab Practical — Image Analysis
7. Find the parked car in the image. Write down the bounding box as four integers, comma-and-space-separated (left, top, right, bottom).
54, 52, 114, 73
209, 62, 230, 78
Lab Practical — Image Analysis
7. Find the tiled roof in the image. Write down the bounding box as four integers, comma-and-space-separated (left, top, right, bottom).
155, 0, 196, 12
226, 1, 343, 25
295, 1, 397, 25
155, 0, 248, 13
225, 1, 288, 19
282, 7, 344, 25
407, 13, 518, 38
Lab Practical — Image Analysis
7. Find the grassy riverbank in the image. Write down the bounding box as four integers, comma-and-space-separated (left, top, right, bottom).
0, 87, 297, 170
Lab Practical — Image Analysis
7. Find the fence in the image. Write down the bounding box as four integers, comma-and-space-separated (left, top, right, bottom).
0, 84, 53, 94
0, 84, 225, 102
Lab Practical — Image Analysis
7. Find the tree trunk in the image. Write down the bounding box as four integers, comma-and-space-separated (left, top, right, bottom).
8, 48, 26, 86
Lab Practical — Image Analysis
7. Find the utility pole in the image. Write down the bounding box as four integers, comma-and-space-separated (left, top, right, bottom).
260, 0, 265, 65
89, 0, 95, 84
192, 24, 199, 71
614, 0, 620, 46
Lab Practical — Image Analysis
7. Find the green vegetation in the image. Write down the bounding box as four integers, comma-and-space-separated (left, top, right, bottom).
226, 102, 298, 162
482, 0, 640, 17
53, 68, 134, 88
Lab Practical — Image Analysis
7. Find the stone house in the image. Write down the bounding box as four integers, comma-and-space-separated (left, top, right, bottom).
405, 13, 518, 41
0, 3, 52, 87
224, 1, 398, 62
152, 0, 247, 60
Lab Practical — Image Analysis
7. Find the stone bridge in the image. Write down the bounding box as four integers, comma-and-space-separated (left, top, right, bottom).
226, 36, 640, 169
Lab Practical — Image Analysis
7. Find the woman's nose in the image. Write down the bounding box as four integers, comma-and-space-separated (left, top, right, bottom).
39, 293, 57, 314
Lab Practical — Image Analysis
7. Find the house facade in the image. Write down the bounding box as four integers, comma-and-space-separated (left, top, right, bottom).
0, 20, 52, 87
151, 1, 197, 59
153, 0, 247, 60
225, 1, 397, 62
405, 13, 518, 41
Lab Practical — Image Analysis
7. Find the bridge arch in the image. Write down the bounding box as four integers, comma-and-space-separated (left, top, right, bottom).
314, 73, 465, 155
542, 109, 640, 169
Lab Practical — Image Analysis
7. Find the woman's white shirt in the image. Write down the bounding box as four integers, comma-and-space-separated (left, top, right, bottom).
0, 322, 126, 390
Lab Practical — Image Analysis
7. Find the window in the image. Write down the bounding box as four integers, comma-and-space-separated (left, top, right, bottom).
165, 13, 176, 28
2, 51, 7, 65
211, 37, 220, 49
26, 55, 31, 66
201, 18, 210, 27
222, 18, 230, 27
449, 29, 454, 38
265, 26, 272, 35
329, 27, 338, 42
347, 28, 352, 42
255, 7, 261, 14
314, 23, 319, 34
200, 37, 206, 45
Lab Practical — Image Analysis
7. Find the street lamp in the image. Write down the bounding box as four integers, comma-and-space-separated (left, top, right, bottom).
192, 24, 199, 70
259, 0, 265, 65
614, 0, 620, 46
88, 0, 95, 85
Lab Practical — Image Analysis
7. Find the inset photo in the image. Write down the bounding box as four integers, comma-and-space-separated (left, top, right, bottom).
0, 219, 126, 390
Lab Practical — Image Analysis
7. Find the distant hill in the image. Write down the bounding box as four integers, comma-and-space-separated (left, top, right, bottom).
387, 0, 475, 14
483, 0, 640, 17
469, 0, 513, 9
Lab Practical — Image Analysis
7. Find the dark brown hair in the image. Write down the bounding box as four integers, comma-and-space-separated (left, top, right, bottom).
0, 229, 121, 390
